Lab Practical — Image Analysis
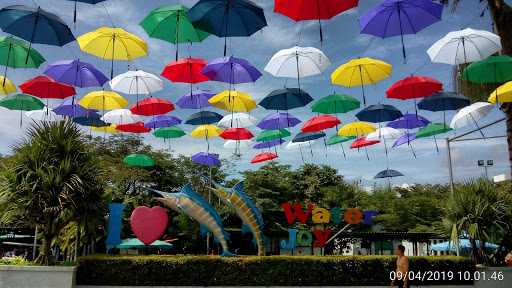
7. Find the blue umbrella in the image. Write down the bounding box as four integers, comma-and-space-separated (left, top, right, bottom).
292, 131, 325, 143
66, 0, 106, 24
253, 138, 285, 149
259, 88, 313, 111
0, 6, 75, 63
431, 239, 498, 252
387, 113, 430, 129
144, 115, 182, 129
188, 0, 267, 56
73, 114, 109, 127
185, 111, 223, 125
257, 112, 301, 130
356, 104, 403, 123
176, 89, 215, 109
202, 56, 261, 84
53, 98, 97, 117
374, 169, 404, 179
191, 152, 221, 167
417, 92, 470, 112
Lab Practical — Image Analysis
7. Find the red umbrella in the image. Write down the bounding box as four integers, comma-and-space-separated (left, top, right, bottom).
251, 152, 278, 164
301, 115, 341, 132
386, 76, 442, 100
19, 75, 76, 99
116, 122, 151, 133
220, 128, 254, 140
161, 57, 209, 84
350, 137, 380, 149
274, 0, 359, 42
131, 97, 175, 116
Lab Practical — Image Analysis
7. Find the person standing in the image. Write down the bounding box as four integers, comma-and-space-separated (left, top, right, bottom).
391, 244, 409, 288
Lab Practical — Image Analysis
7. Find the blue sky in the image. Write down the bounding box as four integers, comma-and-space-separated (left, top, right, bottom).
1, 0, 510, 187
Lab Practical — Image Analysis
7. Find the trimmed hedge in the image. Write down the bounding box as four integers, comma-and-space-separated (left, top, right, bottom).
77, 255, 474, 286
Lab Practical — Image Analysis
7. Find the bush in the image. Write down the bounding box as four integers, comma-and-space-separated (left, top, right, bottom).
76, 255, 474, 286
0, 256, 33, 266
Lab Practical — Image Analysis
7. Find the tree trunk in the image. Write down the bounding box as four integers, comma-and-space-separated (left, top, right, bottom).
35, 233, 53, 266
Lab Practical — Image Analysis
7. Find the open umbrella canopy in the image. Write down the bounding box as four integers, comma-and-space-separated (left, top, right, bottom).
224, 139, 252, 149
92, 124, 118, 134
356, 104, 403, 123
387, 113, 430, 129
77, 27, 147, 60
73, 114, 108, 127
177, 89, 214, 109
19, 75, 76, 99
161, 57, 209, 83
191, 124, 223, 138
0, 93, 44, 111
251, 152, 278, 164
275, 0, 358, 20
110, 70, 163, 95
185, 111, 223, 125
0, 76, 16, 95
257, 112, 301, 130
326, 135, 355, 145
53, 98, 97, 117
366, 127, 402, 141
203, 56, 261, 84
80, 91, 128, 110
311, 93, 360, 114
101, 109, 142, 125
338, 121, 376, 136
417, 92, 470, 111
301, 115, 340, 132
431, 239, 498, 252
218, 113, 256, 128
252, 138, 284, 149
123, 153, 155, 168
255, 129, 291, 142
386, 76, 442, 100
115, 238, 173, 250
25, 107, 60, 122
416, 123, 452, 138
191, 152, 221, 167
286, 140, 315, 150
489, 81, 512, 103
264, 46, 330, 79
259, 88, 313, 110
145, 115, 182, 129
208, 90, 257, 112
116, 122, 151, 133
43, 59, 108, 88
462, 55, 512, 84
393, 132, 416, 148
292, 131, 326, 143
450, 102, 493, 130
374, 169, 404, 179
130, 97, 175, 116
0, 36, 45, 68
350, 137, 380, 149
220, 127, 254, 140
153, 126, 186, 139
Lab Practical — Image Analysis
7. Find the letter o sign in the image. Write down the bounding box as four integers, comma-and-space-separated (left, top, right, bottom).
344, 208, 363, 224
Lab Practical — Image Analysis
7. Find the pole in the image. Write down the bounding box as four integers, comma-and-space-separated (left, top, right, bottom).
446, 138, 454, 195
32, 226, 38, 260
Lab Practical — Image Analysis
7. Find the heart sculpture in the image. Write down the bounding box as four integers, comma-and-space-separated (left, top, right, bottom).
130, 206, 169, 245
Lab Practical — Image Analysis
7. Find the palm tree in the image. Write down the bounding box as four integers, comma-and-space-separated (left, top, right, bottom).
442, 0, 512, 179
0, 120, 105, 265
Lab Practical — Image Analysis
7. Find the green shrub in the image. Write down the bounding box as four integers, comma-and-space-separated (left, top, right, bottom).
0, 256, 33, 266
76, 255, 474, 286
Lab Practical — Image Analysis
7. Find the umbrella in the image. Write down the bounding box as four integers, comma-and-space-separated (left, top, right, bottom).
387, 113, 430, 129
450, 102, 493, 138
161, 57, 209, 85
185, 111, 223, 125
356, 104, 403, 123
208, 90, 257, 112
274, 0, 358, 42
0, 76, 16, 95
301, 115, 340, 132
0, 5, 75, 63
311, 93, 360, 114
130, 97, 175, 116
101, 109, 142, 125
417, 92, 470, 124
360, 0, 443, 61
427, 28, 502, 65
489, 81, 512, 103
177, 89, 215, 109
203, 56, 261, 84
218, 113, 256, 128
225, 140, 252, 149
331, 57, 392, 105
116, 122, 151, 133
191, 124, 223, 138
286, 140, 315, 162
140, 5, 210, 60
0, 36, 45, 83
393, 133, 416, 148
386, 75, 442, 101
53, 98, 97, 117
73, 116, 109, 127
255, 129, 291, 142
191, 152, 221, 167
123, 153, 155, 168
110, 70, 163, 99
462, 55, 512, 84
257, 112, 301, 130
153, 126, 186, 139
145, 115, 182, 129
366, 127, 402, 141
0, 93, 45, 125
326, 135, 355, 159
338, 121, 376, 137
374, 169, 404, 179
115, 238, 173, 250
251, 152, 278, 164
25, 107, 60, 122
252, 139, 285, 149
66, 0, 106, 24
264, 46, 330, 89
188, 0, 267, 56
43, 59, 108, 88
416, 123, 453, 152
92, 124, 118, 134
432, 239, 498, 253
19, 75, 76, 99
79, 91, 128, 110
351, 137, 379, 149
77, 27, 147, 78
293, 131, 326, 143
220, 128, 253, 140
259, 88, 313, 111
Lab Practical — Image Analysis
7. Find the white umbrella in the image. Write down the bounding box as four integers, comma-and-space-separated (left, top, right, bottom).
366, 127, 403, 141
450, 102, 493, 133
217, 113, 257, 128
109, 70, 163, 95
286, 140, 316, 163
427, 28, 501, 65
223, 140, 252, 149
264, 46, 330, 88
25, 107, 61, 122
101, 109, 142, 125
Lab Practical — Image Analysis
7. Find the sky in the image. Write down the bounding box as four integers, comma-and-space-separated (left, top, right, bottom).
0, 0, 510, 187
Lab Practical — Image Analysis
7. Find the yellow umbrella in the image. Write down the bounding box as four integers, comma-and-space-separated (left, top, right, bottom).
77, 27, 148, 78
489, 81, 512, 103
208, 90, 257, 112
338, 121, 376, 137
331, 57, 392, 105
92, 124, 118, 134
191, 124, 223, 138
80, 91, 128, 110
0, 76, 17, 95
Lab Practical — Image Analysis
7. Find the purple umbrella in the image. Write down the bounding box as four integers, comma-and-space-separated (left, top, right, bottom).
44, 59, 108, 87
202, 56, 262, 84
387, 113, 430, 129
53, 98, 97, 117
360, 0, 443, 61
393, 132, 417, 158
191, 152, 221, 167
253, 139, 285, 149
257, 112, 301, 130
176, 90, 215, 109
144, 115, 182, 129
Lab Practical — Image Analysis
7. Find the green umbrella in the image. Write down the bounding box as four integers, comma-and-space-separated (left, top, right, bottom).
123, 153, 155, 168
115, 238, 173, 250
311, 93, 360, 114
255, 129, 291, 142
0, 93, 45, 126
462, 55, 512, 84
416, 123, 453, 152
140, 5, 210, 60
153, 126, 186, 139
326, 135, 355, 159
0, 36, 45, 85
